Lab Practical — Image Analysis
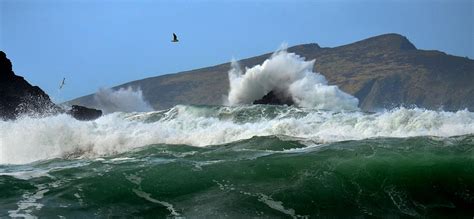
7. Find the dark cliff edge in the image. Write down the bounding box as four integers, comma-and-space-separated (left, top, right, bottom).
0, 51, 102, 121
69, 33, 474, 111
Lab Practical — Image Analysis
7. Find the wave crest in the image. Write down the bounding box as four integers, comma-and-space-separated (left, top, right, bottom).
1, 105, 473, 164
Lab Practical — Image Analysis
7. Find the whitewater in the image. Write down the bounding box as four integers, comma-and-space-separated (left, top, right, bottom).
1, 105, 473, 165
1, 48, 473, 217
1, 48, 473, 165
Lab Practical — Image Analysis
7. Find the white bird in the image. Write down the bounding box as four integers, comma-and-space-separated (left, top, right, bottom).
172, 33, 179, 42
59, 77, 66, 89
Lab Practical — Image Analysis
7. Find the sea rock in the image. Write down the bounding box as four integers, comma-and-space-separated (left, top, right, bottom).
0, 51, 102, 121
253, 91, 294, 106
67, 105, 102, 121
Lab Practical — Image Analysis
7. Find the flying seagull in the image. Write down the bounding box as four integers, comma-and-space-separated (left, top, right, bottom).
172, 33, 179, 42
59, 77, 66, 89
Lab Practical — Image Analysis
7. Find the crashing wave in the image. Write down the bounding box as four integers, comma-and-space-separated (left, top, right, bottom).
227, 48, 359, 110
1, 105, 473, 164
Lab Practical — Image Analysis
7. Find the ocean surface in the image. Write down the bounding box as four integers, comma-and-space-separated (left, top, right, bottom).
1, 105, 473, 218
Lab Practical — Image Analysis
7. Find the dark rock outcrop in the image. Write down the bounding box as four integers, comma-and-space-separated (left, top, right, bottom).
253, 91, 294, 106
0, 51, 15, 80
0, 51, 101, 121
0, 51, 60, 120
67, 105, 102, 121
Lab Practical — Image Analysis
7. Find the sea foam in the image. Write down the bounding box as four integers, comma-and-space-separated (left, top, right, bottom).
1, 105, 473, 164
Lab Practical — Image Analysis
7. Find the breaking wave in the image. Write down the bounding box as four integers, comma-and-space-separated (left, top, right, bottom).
1, 105, 473, 164
227, 48, 359, 110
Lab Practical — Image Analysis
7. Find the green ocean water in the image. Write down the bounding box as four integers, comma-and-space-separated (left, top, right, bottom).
1, 105, 474, 218
1, 135, 473, 218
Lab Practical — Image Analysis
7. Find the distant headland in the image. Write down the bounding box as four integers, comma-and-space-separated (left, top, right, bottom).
69, 33, 474, 111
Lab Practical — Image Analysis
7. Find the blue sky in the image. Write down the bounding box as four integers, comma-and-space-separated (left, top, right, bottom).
1, 0, 473, 102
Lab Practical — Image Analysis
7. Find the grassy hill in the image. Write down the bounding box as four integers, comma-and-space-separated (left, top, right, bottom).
68, 33, 474, 111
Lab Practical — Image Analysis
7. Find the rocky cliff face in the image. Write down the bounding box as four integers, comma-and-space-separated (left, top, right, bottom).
0, 51, 60, 120
69, 33, 474, 111
0, 51, 102, 120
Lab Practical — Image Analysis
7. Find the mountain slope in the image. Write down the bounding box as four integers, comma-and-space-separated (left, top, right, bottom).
69, 33, 474, 111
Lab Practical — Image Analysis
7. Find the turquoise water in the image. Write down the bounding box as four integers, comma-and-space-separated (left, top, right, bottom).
1, 105, 473, 217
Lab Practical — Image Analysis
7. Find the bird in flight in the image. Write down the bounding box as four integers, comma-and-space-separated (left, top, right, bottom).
172, 33, 179, 42
59, 77, 66, 89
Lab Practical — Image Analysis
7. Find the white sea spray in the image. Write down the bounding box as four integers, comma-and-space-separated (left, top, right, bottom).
226, 48, 358, 110
1, 106, 473, 164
